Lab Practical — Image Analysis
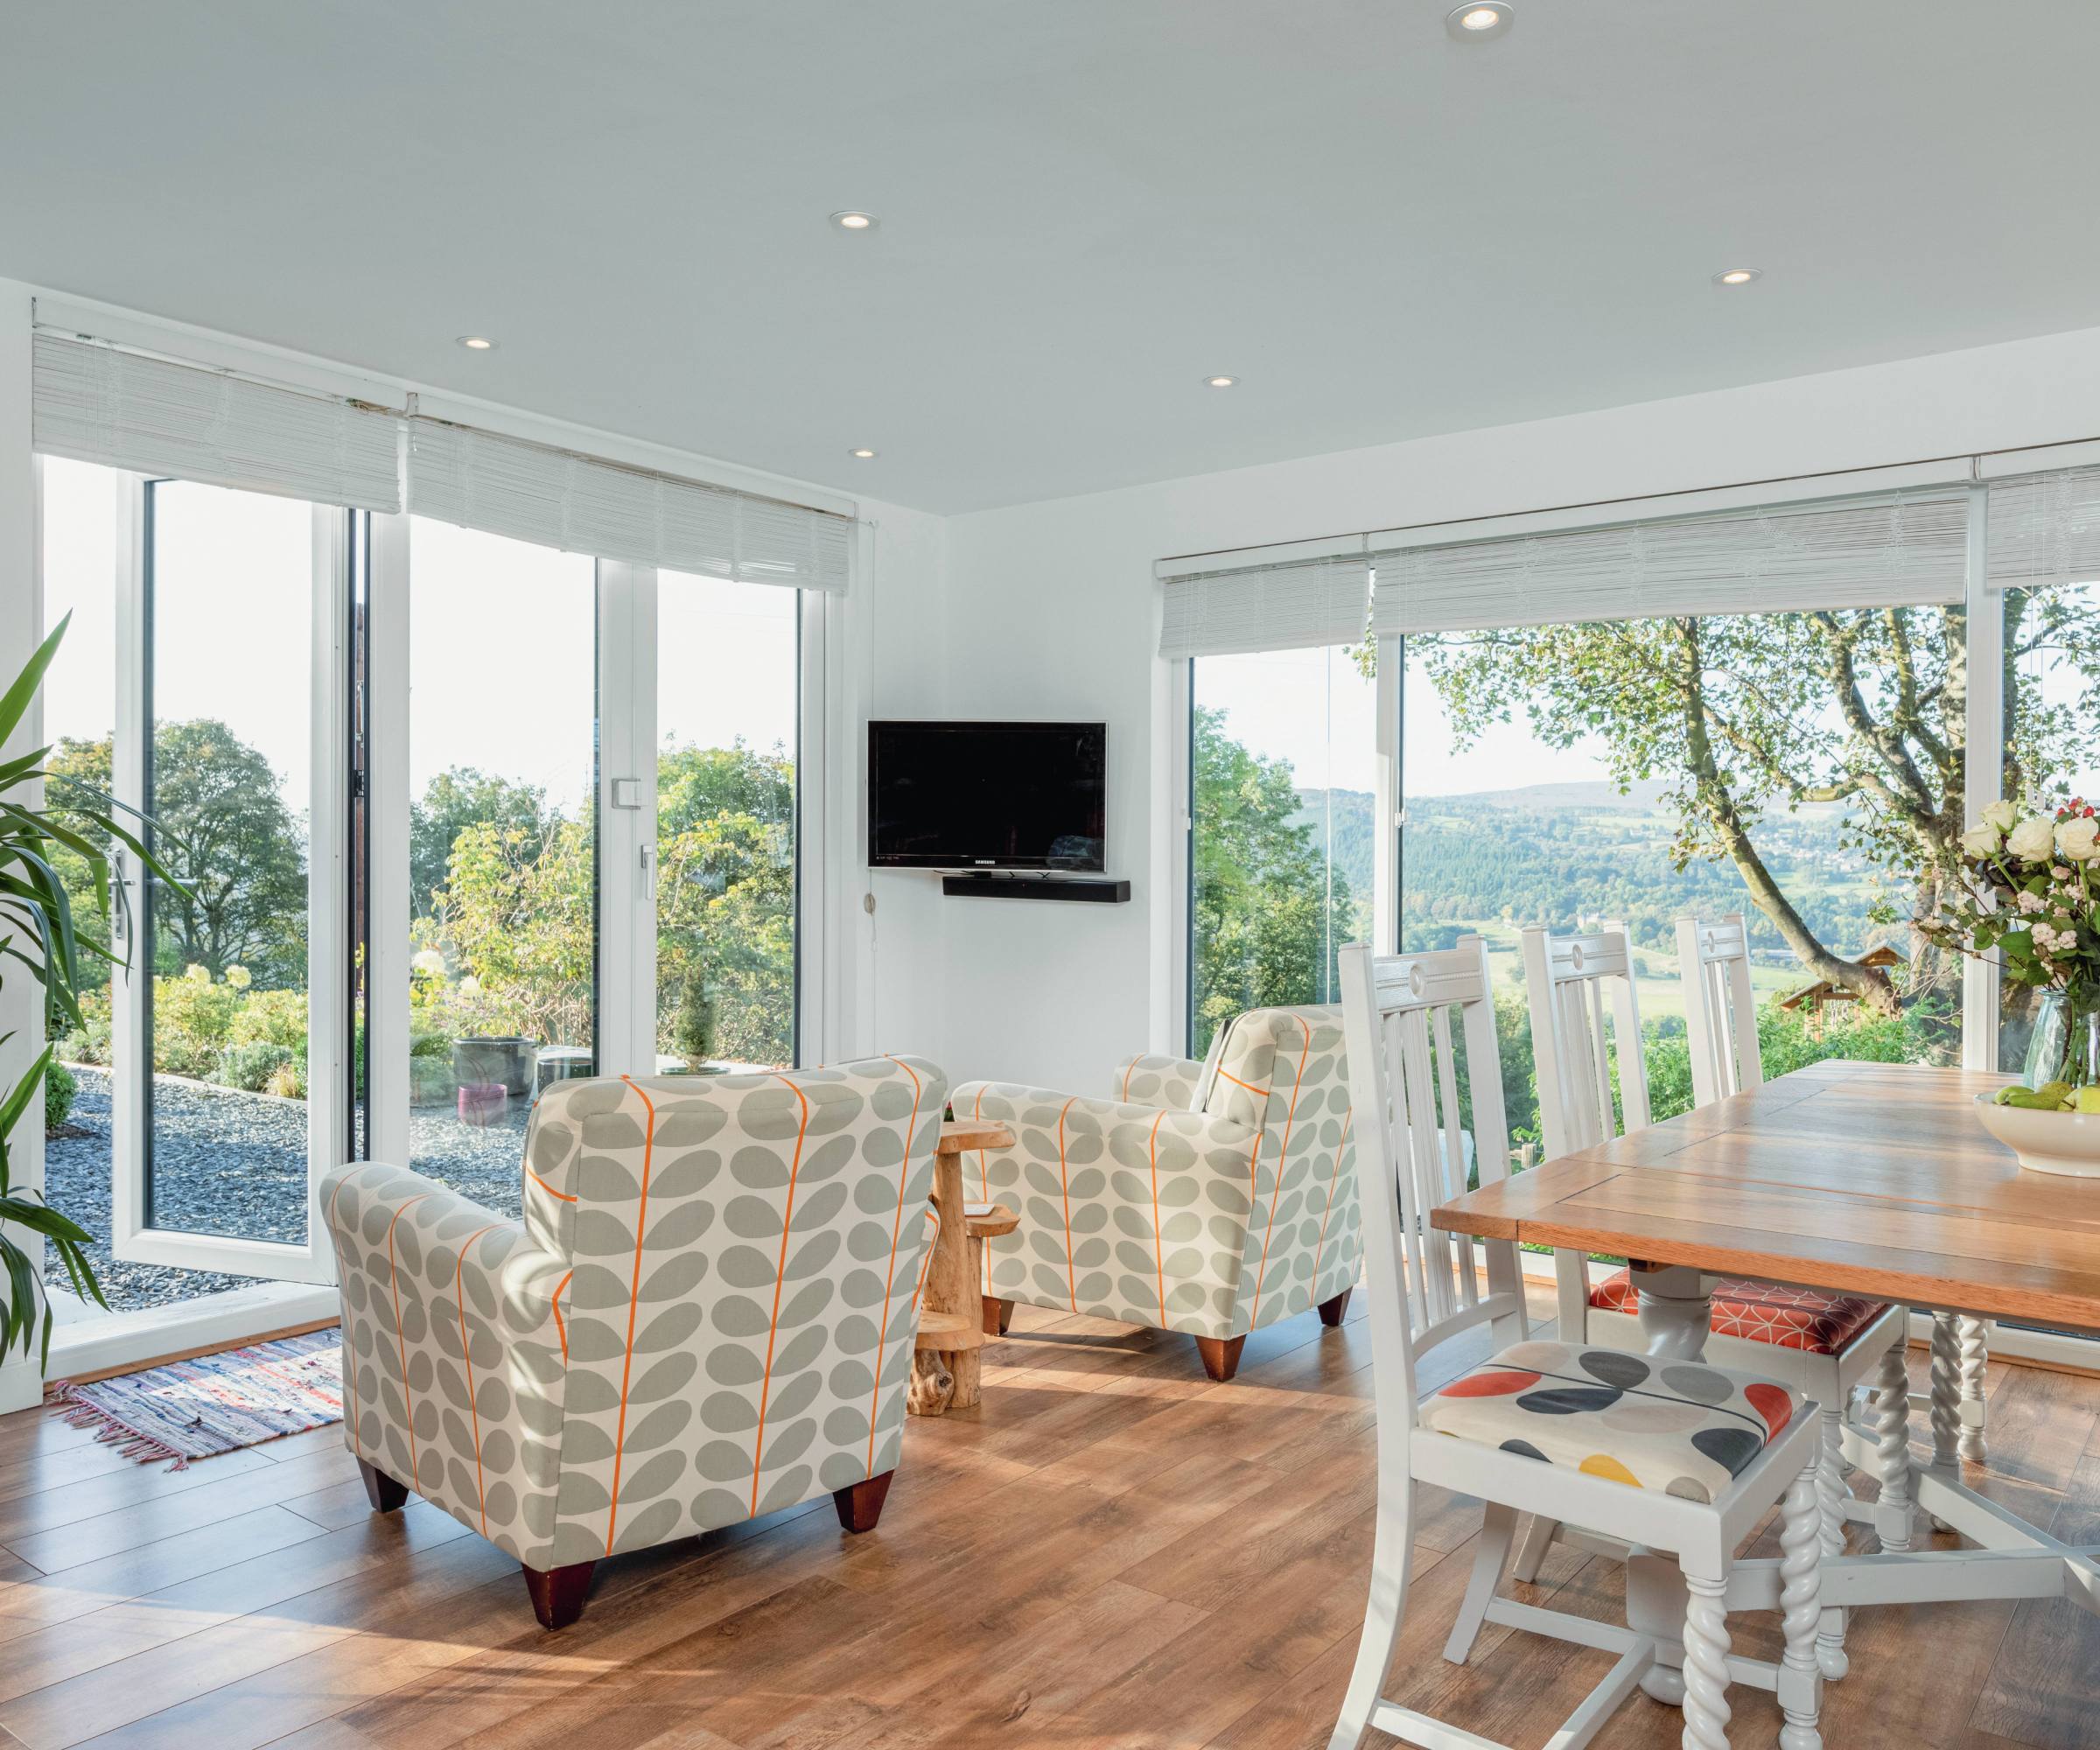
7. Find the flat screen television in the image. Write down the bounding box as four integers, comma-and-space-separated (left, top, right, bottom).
868, 720, 1107, 872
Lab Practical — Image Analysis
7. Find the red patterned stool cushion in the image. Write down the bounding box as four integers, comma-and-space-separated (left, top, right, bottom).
1588, 1269, 1891, 1356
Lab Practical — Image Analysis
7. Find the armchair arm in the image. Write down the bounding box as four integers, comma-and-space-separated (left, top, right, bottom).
953, 1080, 1256, 1339
320, 1162, 570, 1567
1110, 1053, 1208, 1111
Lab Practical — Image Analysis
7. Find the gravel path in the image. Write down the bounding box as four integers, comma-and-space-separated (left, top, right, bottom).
46, 1068, 528, 1312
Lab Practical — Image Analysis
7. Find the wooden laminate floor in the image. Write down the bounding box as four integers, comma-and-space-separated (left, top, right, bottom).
0, 1293, 2093, 1749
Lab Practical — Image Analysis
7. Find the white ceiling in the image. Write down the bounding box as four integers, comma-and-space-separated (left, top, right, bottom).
5, 2, 2098, 514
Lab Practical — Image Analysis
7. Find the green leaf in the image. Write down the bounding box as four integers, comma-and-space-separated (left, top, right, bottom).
0, 1046, 52, 1144
0, 615, 67, 753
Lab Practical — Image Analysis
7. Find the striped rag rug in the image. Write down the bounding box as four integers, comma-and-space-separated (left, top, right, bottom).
47, 1329, 343, 1468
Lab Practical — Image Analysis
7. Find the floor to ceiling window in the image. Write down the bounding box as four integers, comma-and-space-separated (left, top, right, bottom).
38, 460, 345, 1312
404, 519, 599, 1210
654, 573, 800, 1074
1188, 643, 1376, 1054
1397, 600, 1967, 1142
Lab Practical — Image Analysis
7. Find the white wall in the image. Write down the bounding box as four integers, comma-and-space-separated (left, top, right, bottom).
0, 279, 45, 1410
886, 320, 2100, 1096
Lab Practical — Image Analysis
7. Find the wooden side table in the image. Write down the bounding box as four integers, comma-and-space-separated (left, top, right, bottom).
908, 1119, 1016, 1417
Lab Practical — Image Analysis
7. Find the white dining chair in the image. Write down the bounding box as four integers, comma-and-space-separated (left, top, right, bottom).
1680, 910, 1989, 1489
1514, 919, 1914, 1681
1330, 935, 1826, 1750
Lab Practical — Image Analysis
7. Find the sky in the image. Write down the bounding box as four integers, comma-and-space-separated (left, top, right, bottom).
39, 459, 800, 830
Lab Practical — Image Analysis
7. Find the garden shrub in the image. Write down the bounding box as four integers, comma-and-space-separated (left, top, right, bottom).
44, 1060, 77, 1130
218, 1040, 293, 1093
228, 987, 306, 1052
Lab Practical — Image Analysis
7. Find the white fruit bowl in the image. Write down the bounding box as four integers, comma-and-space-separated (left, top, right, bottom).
1972, 1093, 2100, 1177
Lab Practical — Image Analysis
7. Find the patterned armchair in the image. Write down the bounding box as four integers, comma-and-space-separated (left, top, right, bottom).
952, 1007, 1357, 1381
320, 1055, 947, 1628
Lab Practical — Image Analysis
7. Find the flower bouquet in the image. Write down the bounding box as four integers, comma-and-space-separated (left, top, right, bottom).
1922, 797, 2100, 1174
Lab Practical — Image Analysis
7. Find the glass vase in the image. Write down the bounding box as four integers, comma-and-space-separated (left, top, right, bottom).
2020, 990, 2100, 1092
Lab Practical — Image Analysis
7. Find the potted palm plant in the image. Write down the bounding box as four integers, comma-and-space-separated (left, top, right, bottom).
0, 616, 178, 1363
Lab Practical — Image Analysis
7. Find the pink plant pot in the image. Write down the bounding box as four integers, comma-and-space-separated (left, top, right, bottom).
458, 1081, 508, 1128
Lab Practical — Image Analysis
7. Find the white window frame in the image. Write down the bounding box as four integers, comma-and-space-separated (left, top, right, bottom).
108, 475, 348, 1284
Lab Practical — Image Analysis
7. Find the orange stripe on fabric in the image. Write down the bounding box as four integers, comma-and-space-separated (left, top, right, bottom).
527, 1168, 578, 1203
605, 1077, 658, 1557
1249, 1016, 1313, 1325
452, 1222, 499, 1536
865, 1057, 925, 1479
750, 1074, 813, 1519
384, 1193, 435, 1491
1311, 1108, 1353, 1287
1123, 1060, 1136, 1101
327, 1170, 362, 1460
551, 1269, 573, 1363
1147, 1110, 1167, 1327
1215, 1068, 1272, 1099
1056, 1096, 1079, 1312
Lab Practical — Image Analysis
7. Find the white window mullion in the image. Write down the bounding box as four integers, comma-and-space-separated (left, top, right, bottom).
299, 503, 352, 1281
366, 508, 411, 1167
108, 472, 148, 1255
799, 586, 835, 1068
596, 561, 656, 1077
1961, 480, 2001, 1072
1375, 634, 1401, 957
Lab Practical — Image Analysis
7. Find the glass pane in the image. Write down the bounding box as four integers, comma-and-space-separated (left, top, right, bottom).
144, 480, 314, 1244
1400, 605, 1962, 1152
1190, 644, 1376, 1055
407, 520, 598, 1206
1999, 579, 2100, 1072
654, 575, 799, 1073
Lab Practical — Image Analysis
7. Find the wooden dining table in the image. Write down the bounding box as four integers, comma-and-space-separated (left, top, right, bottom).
1432, 1056, 2100, 1628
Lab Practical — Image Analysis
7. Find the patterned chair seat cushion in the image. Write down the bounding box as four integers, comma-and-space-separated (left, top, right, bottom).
1588, 1268, 1892, 1356
1419, 1339, 1802, 1505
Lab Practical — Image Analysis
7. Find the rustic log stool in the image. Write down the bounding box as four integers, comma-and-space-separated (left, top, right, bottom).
908, 1118, 1015, 1416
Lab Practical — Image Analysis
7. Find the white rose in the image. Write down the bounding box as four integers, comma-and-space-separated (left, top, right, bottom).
410, 948, 447, 977
2056, 816, 2100, 861
1959, 825, 2000, 858
1982, 799, 2019, 831
2008, 816, 2057, 860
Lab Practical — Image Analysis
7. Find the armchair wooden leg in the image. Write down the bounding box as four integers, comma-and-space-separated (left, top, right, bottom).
833, 1470, 894, 1533
1319, 1288, 1353, 1326
1195, 1334, 1247, 1382
982, 1295, 1014, 1337
358, 1460, 408, 1514
521, 1560, 596, 1630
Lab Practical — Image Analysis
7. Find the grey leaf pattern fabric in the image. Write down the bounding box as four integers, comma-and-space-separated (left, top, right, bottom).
1111, 1053, 1208, 1112
955, 1008, 1358, 1342
322, 1054, 947, 1570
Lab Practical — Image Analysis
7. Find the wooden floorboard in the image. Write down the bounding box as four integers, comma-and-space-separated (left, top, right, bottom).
0, 1295, 2087, 1747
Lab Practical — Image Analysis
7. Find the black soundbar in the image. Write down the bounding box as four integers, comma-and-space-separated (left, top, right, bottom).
940, 874, 1130, 903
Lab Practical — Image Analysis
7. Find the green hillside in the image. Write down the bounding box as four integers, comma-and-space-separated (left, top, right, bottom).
1290, 780, 1902, 1012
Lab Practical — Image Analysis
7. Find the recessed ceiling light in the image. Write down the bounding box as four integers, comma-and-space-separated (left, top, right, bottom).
830, 211, 878, 232
849, 447, 877, 459
1446, 4, 1513, 39
456, 334, 497, 351
1205, 374, 1238, 388
1712, 268, 1762, 286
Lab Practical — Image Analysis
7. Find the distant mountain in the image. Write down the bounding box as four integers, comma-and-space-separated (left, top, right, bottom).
1411, 777, 1673, 814
1287, 778, 1877, 966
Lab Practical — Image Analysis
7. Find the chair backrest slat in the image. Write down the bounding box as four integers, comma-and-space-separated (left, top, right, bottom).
1676, 912, 1763, 1107
1338, 936, 1526, 1398
1521, 921, 1649, 1158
